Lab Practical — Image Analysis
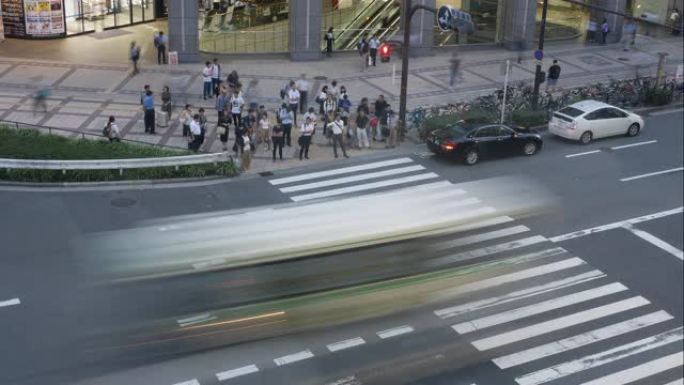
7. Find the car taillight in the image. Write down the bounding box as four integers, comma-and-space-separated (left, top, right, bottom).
441, 140, 457, 151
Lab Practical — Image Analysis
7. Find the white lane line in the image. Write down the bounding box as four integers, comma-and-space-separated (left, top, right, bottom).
493, 310, 674, 369
433, 225, 531, 251
216, 364, 259, 381
274, 349, 315, 366
515, 327, 684, 385
177, 313, 217, 327
430, 235, 549, 266
611, 139, 658, 150
623, 224, 684, 260
565, 150, 601, 158
620, 167, 683, 182
435, 270, 606, 320
580, 351, 684, 385
471, 296, 650, 351
173, 380, 200, 385
377, 325, 414, 339
452, 282, 628, 334
327, 337, 366, 352
663, 379, 684, 385
280, 165, 426, 193
270, 157, 414, 185
0, 298, 20, 308
290, 173, 441, 201
549, 207, 684, 243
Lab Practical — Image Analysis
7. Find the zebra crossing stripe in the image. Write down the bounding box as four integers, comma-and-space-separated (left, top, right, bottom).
432, 225, 531, 251
515, 327, 684, 385
290, 173, 440, 201
428, 235, 549, 267
471, 296, 651, 351
493, 310, 674, 369
269, 157, 414, 185
580, 351, 684, 385
279, 165, 426, 193
435, 270, 605, 320
663, 379, 684, 385
452, 282, 628, 334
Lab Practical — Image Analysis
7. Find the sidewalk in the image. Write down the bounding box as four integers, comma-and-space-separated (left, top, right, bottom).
0, 23, 681, 175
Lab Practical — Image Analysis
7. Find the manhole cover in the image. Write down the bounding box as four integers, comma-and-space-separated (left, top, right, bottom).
313, 76, 328, 80
259, 171, 274, 177
111, 197, 137, 207
617, 57, 630, 61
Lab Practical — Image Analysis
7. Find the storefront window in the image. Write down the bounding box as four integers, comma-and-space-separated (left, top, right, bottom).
433, 0, 502, 46
320, 0, 400, 51
536, 0, 586, 41
199, 0, 290, 53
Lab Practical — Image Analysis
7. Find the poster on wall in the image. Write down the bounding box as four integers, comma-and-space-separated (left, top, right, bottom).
24, 0, 64, 36
0, 4, 5, 40
1, 0, 27, 37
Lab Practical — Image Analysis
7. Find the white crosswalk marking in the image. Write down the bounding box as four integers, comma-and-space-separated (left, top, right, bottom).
471, 296, 650, 351
279, 165, 426, 192
663, 379, 684, 385
290, 173, 440, 201
452, 282, 628, 334
493, 310, 674, 369
269, 157, 414, 185
515, 327, 683, 385
580, 351, 684, 385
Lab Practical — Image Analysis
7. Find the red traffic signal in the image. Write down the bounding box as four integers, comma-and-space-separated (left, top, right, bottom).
380, 43, 392, 62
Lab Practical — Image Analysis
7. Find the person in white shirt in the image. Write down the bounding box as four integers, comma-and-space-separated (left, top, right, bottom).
189, 114, 202, 152
317, 85, 328, 115
180, 104, 192, 137
211, 58, 221, 97
369, 35, 380, 66
258, 111, 271, 151
202, 61, 213, 100
328, 80, 339, 101
287, 83, 301, 125
278, 103, 294, 147
299, 117, 315, 160
241, 132, 251, 171
303, 107, 317, 126
105, 115, 121, 142
229, 91, 244, 127
328, 114, 349, 158
295, 74, 311, 114
385, 109, 398, 149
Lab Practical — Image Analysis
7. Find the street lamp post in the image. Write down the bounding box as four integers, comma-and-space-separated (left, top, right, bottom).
532, 0, 549, 109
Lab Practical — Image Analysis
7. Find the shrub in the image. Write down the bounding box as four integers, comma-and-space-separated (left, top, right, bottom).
511, 109, 548, 128
642, 86, 673, 106
418, 108, 496, 140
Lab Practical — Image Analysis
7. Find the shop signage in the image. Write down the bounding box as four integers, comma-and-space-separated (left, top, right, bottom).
168, 51, 179, 65
24, 0, 64, 36
1, 0, 27, 37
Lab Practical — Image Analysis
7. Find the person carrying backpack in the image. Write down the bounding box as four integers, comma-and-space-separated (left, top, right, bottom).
546, 60, 561, 92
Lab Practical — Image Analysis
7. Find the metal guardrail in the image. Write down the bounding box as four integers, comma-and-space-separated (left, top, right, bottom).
0, 152, 232, 174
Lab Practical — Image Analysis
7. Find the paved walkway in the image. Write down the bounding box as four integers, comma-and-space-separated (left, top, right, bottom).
0, 23, 681, 175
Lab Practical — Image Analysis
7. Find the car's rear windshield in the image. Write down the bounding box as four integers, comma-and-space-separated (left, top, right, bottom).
446, 125, 471, 137
558, 106, 584, 117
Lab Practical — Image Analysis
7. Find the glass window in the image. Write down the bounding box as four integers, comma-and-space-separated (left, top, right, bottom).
131, 0, 144, 23
65, 0, 84, 35
497, 125, 514, 136
558, 106, 585, 117
585, 108, 610, 120
434, 0, 502, 46
475, 126, 498, 138
537, 0, 587, 41
606, 108, 628, 118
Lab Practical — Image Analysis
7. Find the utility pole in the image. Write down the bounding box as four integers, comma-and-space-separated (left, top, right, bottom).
398, 0, 412, 140
532, 0, 549, 109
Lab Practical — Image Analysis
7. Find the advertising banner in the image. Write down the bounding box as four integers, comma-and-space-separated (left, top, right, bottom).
24, 0, 64, 36
1, 0, 27, 37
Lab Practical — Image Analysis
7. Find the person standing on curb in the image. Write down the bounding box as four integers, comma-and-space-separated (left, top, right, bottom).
202, 62, 213, 100
358, 35, 370, 72
129, 41, 140, 75
180, 104, 192, 137
369, 35, 380, 67
212, 58, 222, 97
216, 87, 229, 124
241, 130, 252, 171
546, 60, 561, 92
258, 111, 271, 151
374, 94, 389, 141
278, 103, 294, 147
329, 114, 349, 158
296, 74, 311, 114
355, 109, 370, 149
161, 85, 172, 121
324, 27, 334, 57
299, 116, 315, 160
317, 85, 328, 115
600, 18, 609, 45
217, 120, 229, 151
155, 31, 168, 65
385, 109, 398, 149
272, 123, 285, 161
142, 89, 156, 134
198, 107, 208, 146
189, 114, 202, 152
287, 82, 301, 125
230, 90, 245, 128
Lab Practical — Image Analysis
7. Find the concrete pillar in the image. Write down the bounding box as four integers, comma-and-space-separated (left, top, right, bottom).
591, 0, 627, 44
501, 0, 537, 49
289, 0, 323, 61
398, 0, 435, 56
168, 0, 200, 63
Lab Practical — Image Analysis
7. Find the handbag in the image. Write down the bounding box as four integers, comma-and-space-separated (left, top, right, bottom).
216, 125, 226, 135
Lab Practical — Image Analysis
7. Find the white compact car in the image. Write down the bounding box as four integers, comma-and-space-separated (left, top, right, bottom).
549, 100, 645, 144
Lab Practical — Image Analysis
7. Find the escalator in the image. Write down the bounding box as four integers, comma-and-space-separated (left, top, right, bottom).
329, 0, 401, 51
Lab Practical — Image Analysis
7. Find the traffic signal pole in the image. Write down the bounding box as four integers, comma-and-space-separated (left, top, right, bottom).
532, 0, 549, 109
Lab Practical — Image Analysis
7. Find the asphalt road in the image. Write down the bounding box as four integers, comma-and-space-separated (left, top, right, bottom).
0, 108, 682, 385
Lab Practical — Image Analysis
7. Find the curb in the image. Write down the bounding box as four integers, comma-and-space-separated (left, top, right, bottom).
0, 174, 235, 189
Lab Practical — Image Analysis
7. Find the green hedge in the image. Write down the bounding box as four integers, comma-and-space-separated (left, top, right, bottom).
419, 109, 496, 140
511, 109, 548, 128
0, 127, 238, 183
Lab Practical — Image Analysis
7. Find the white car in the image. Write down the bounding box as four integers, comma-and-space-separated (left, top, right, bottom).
549, 100, 644, 144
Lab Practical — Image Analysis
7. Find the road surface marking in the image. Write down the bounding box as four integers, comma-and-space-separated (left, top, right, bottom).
325, 376, 363, 385
493, 310, 674, 369
435, 270, 605, 320
611, 139, 658, 150
663, 379, 684, 385
274, 349, 314, 366
448, 216, 515, 232
452, 282, 628, 334
290, 173, 441, 201
177, 313, 216, 327
269, 157, 414, 185
327, 337, 366, 352
377, 325, 414, 339
620, 167, 683, 182
0, 298, 20, 308
216, 364, 259, 381
565, 150, 601, 158
623, 224, 684, 260
173, 380, 200, 385
549, 207, 684, 243
471, 296, 650, 351
279, 165, 426, 192
515, 327, 683, 385
433, 225, 531, 251
429, 235, 548, 266
580, 351, 683, 385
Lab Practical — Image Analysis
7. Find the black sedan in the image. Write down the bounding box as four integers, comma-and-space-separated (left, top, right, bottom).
426, 123, 543, 165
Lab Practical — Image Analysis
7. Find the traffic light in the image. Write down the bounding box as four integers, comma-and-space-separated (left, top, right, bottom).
380, 43, 392, 62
